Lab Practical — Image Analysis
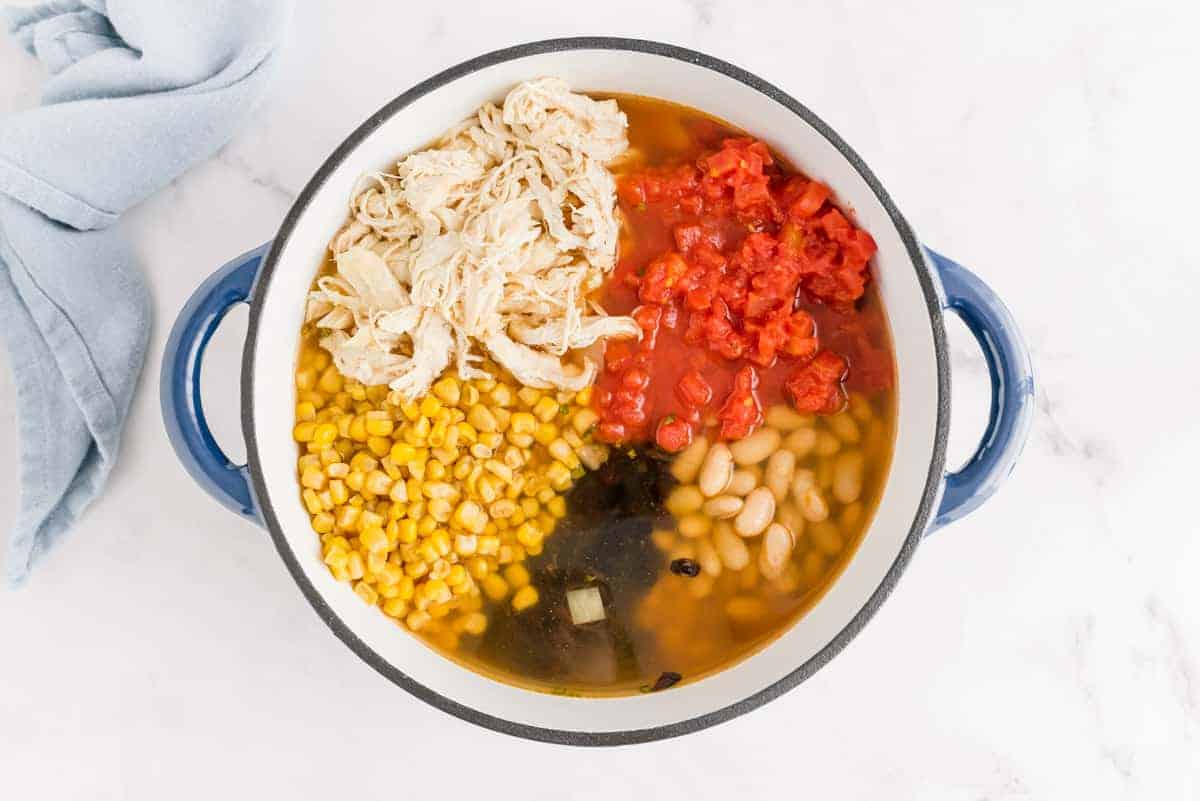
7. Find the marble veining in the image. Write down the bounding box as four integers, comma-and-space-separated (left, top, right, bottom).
1, 1, 1197, 798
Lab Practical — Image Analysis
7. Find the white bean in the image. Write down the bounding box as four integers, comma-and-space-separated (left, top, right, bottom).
847, 393, 874, 423
791, 469, 817, 498
810, 521, 843, 554
827, 413, 861, 444
698, 443, 734, 497
832, 450, 865, 504
651, 529, 676, 551
712, 522, 750, 570
764, 450, 796, 502
765, 404, 813, 431
678, 513, 712, 538
666, 484, 704, 516
688, 573, 715, 598
800, 550, 825, 583
799, 486, 830, 522
703, 495, 744, 519
669, 541, 696, 562
839, 502, 863, 532
730, 428, 781, 466
776, 501, 806, 540
815, 430, 841, 456
696, 536, 723, 577
670, 435, 709, 483
783, 427, 817, 458
735, 487, 775, 537
727, 468, 759, 496
817, 459, 835, 490
759, 522, 796, 580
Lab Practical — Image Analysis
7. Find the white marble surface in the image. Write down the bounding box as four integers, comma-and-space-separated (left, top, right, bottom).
2, 1, 1198, 797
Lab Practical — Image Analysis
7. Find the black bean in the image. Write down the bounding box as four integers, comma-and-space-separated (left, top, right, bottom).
670, 558, 701, 577
651, 671, 682, 691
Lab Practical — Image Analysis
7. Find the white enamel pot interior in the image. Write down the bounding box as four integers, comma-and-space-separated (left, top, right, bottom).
243, 38, 949, 745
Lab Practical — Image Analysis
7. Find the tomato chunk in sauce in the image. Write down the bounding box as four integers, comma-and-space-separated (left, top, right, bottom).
596, 125, 893, 451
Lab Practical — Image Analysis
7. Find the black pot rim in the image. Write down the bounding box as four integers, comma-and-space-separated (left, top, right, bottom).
242, 36, 951, 747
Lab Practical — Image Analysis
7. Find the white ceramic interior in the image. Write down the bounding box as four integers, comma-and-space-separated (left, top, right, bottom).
245, 43, 944, 738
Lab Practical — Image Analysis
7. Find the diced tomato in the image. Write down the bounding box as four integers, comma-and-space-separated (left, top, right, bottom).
785, 350, 848, 414
716, 366, 763, 440
639, 252, 689, 304
655, 415, 693, 453
618, 177, 647, 207
632, 304, 663, 348
788, 180, 830, 219
676, 370, 713, 408
597, 421, 627, 443
621, 369, 650, 391
674, 223, 704, 253
594, 132, 885, 449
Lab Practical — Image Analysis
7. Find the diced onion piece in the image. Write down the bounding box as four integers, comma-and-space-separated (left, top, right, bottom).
566, 586, 606, 625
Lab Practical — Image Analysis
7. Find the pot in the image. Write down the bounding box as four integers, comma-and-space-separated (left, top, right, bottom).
160, 38, 1034, 745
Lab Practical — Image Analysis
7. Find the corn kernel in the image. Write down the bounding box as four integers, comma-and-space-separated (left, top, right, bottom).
503, 562, 530, 589
459, 611, 488, 635
295, 368, 318, 391
428, 498, 452, 522
548, 438, 580, 469
426, 460, 447, 481
510, 412, 537, 434
364, 410, 394, 437
445, 564, 468, 587
511, 585, 538, 612
359, 525, 388, 553
382, 597, 409, 618
467, 405, 498, 433
516, 387, 541, 407
533, 422, 558, 445
389, 442, 416, 465
532, 396, 559, 422
293, 421, 317, 442
405, 610, 431, 631
432, 376, 461, 406
311, 512, 335, 534
318, 366, 344, 394
302, 488, 322, 514
546, 461, 572, 490
478, 534, 500, 556
467, 556, 491, 579
482, 574, 509, 601
515, 522, 543, 549
367, 436, 391, 458
365, 470, 392, 496
300, 467, 327, 491
396, 518, 418, 544
417, 515, 438, 536
546, 495, 567, 518
430, 529, 452, 557
428, 559, 451, 581
354, 581, 378, 606
503, 431, 529, 449
335, 505, 361, 530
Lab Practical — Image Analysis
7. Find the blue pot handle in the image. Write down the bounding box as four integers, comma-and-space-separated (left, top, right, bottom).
160, 243, 270, 522
925, 248, 1035, 532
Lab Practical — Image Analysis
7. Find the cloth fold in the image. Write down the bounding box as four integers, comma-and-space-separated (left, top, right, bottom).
0, 0, 292, 585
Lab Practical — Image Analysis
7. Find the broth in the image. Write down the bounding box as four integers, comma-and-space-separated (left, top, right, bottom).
291, 91, 896, 696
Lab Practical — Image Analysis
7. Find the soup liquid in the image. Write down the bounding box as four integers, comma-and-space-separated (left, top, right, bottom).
294, 94, 896, 696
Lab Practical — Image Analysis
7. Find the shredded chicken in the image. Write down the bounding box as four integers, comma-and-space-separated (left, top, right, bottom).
307, 77, 638, 400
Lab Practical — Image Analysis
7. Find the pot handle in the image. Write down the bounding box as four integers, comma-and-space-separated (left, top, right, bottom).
925, 248, 1035, 532
161, 243, 271, 522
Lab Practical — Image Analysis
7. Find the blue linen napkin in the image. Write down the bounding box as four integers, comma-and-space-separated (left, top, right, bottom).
0, 0, 293, 585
